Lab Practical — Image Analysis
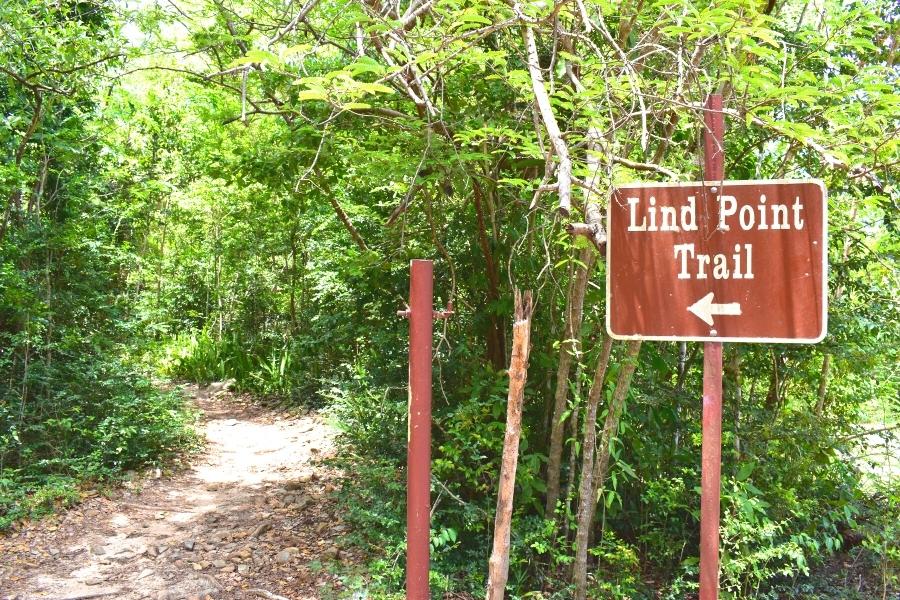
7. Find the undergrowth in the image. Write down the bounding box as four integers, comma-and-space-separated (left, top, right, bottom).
0, 350, 199, 529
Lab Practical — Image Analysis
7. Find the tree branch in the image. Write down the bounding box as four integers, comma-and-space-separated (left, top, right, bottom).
523, 26, 572, 217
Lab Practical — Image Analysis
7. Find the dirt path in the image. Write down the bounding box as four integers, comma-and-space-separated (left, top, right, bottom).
1, 384, 360, 600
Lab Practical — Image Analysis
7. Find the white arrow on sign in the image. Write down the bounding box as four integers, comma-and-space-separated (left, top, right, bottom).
688, 292, 742, 326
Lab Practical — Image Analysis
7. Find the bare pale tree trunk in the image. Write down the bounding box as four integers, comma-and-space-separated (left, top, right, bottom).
545, 246, 596, 516
571, 336, 615, 600
815, 353, 831, 417
523, 26, 572, 216
486, 290, 533, 600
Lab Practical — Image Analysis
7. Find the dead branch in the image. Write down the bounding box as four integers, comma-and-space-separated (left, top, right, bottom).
247, 590, 291, 600
523, 26, 572, 217
486, 290, 534, 600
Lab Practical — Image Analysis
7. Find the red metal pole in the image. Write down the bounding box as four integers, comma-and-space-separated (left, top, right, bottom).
407, 259, 433, 600
700, 93, 725, 600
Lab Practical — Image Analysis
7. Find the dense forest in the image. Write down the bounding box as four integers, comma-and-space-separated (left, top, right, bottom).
1, 0, 898, 598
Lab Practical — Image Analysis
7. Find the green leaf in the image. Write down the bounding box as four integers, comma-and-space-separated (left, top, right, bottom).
296, 89, 328, 101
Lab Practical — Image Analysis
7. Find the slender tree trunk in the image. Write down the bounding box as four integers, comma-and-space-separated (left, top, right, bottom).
1, 91, 42, 243
815, 353, 831, 417
675, 341, 688, 449
765, 351, 781, 410
590, 340, 642, 513
313, 166, 369, 252
473, 179, 506, 370
545, 246, 596, 516
571, 336, 615, 600
486, 290, 533, 600
731, 349, 742, 454
563, 362, 584, 543
289, 224, 299, 333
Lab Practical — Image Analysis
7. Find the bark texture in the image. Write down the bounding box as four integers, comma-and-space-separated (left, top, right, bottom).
573, 340, 642, 600
545, 246, 596, 516
485, 290, 533, 600
571, 336, 614, 599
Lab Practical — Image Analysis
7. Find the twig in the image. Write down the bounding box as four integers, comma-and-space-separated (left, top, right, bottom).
247, 590, 291, 600
49, 590, 120, 600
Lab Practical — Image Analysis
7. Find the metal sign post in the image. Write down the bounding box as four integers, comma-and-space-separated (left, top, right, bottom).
398, 259, 451, 600
700, 93, 725, 600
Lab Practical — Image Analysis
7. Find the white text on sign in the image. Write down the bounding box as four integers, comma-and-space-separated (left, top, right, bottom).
626, 193, 808, 281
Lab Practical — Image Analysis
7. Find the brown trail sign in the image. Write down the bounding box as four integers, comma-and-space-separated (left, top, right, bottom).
607, 179, 827, 342
603, 93, 828, 600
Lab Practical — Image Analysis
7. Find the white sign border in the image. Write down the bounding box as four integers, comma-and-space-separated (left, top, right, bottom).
605, 178, 828, 344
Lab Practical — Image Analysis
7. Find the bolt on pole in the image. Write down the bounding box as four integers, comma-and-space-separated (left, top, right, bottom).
700, 93, 725, 600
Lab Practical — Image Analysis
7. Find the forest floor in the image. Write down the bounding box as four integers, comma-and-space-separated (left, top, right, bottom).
0, 384, 361, 600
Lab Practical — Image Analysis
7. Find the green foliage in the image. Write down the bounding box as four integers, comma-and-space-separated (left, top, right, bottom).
861, 482, 900, 598
0, 0, 197, 530
2, 0, 898, 597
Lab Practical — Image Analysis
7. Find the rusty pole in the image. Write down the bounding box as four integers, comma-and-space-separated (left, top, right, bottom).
700, 93, 725, 600
406, 259, 433, 600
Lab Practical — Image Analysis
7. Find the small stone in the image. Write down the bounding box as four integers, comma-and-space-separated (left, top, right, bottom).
323, 545, 340, 560
221, 564, 235, 573
284, 474, 312, 490
91, 545, 106, 556
237, 564, 250, 576
213, 559, 227, 568
192, 562, 204, 571
183, 539, 196, 551
275, 547, 299, 563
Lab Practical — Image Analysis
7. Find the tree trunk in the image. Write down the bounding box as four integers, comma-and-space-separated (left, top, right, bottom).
473, 179, 506, 370
545, 246, 596, 516
731, 349, 742, 455
1, 91, 43, 243
815, 353, 830, 417
590, 340, 642, 513
563, 362, 584, 543
486, 290, 533, 600
571, 336, 615, 600
312, 166, 369, 252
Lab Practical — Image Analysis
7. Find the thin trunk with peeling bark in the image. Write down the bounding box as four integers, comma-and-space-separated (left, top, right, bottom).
731, 349, 742, 454
815, 353, 831, 417
545, 246, 596, 516
486, 290, 533, 600
563, 362, 584, 542
571, 336, 614, 600
591, 340, 642, 504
